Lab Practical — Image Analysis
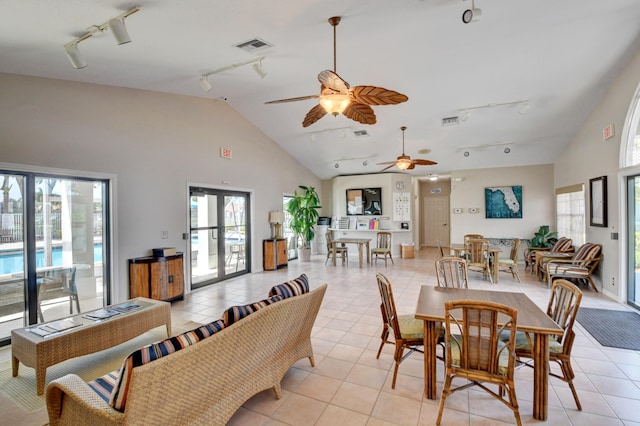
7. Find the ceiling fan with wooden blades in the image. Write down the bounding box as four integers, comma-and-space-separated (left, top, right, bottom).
377, 126, 437, 171
265, 16, 409, 128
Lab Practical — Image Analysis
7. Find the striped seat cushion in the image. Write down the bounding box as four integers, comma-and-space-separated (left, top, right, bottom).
107, 319, 225, 412
87, 369, 120, 404
223, 295, 282, 326
268, 274, 309, 299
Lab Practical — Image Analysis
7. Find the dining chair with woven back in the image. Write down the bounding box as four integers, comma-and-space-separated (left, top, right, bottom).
464, 238, 493, 284
324, 231, 348, 265
498, 238, 522, 283
371, 231, 394, 265
435, 256, 469, 289
437, 299, 522, 426
375, 273, 426, 389
504, 279, 584, 410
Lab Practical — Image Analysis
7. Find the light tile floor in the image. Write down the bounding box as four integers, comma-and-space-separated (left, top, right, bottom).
2, 247, 639, 425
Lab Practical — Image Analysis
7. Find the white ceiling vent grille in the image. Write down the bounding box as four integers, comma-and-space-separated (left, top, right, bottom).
353, 130, 369, 137
234, 38, 273, 53
442, 116, 459, 126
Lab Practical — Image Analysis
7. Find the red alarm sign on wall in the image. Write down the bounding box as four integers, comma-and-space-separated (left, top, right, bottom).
220, 147, 232, 159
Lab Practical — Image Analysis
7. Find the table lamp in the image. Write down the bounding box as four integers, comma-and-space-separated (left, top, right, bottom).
269, 211, 285, 239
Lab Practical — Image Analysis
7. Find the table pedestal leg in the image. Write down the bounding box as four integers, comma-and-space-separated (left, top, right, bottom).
532, 333, 550, 420
423, 321, 437, 399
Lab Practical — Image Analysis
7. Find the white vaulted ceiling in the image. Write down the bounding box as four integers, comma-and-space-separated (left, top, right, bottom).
1, 0, 639, 179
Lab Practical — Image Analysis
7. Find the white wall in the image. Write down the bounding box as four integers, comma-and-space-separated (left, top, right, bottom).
449, 165, 555, 243
555, 47, 640, 300
0, 73, 321, 301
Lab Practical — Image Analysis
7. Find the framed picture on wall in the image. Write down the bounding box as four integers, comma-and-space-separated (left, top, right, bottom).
589, 176, 607, 227
485, 186, 522, 218
346, 189, 363, 215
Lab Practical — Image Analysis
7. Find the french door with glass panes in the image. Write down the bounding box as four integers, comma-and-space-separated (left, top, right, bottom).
0, 171, 110, 345
189, 187, 250, 289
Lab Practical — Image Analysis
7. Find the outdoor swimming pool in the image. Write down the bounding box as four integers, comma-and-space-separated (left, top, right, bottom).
0, 244, 103, 275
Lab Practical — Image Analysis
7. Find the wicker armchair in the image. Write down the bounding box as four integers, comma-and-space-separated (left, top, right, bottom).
544, 243, 602, 292
524, 237, 573, 272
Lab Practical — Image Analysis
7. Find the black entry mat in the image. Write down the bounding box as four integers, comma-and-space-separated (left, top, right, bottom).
576, 307, 640, 350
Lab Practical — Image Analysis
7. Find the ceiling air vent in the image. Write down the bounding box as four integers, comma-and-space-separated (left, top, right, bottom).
234, 38, 273, 53
442, 116, 459, 126
353, 130, 369, 137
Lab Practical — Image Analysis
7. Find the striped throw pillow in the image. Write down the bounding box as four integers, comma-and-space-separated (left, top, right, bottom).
268, 274, 309, 299
108, 319, 225, 412
223, 295, 282, 326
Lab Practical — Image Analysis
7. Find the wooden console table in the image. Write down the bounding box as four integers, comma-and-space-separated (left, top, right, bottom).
11, 297, 171, 395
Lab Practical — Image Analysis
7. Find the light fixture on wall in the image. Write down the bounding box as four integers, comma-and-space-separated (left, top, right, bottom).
63, 6, 140, 69
199, 56, 266, 92
269, 211, 285, 239
462, 0, 482, 24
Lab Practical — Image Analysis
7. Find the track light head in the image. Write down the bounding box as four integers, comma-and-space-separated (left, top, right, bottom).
518, 101, 530, 115
109, 17, 131, 45
462, 0, 482, 23
199, 76, 212, 92
252, 61, 267, 79
64, 43, 87, 69
504, 147, 511, 154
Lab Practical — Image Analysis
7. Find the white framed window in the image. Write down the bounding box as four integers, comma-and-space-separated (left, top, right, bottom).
556, 184, 585, 247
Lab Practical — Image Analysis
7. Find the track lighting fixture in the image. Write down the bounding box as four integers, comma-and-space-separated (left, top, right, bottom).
464, 151, 470, 157
335, 163, 339, 168
199, 56, 266, 92
363, 160, 368, 166
462, 0, 482, 24
252, 60, 267, 79
64, 43, 87, 69
108, 17, 132, 45
63, 6, 140, 69
504, 147, 511, 154
458, 100, 530, 120
199, 76, 213, 92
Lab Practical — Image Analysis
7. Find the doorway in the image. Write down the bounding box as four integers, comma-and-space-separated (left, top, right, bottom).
0, 171, 110, 345
421, 180, 451, 249
626, 175, 640, 309
189, 187, 250, 289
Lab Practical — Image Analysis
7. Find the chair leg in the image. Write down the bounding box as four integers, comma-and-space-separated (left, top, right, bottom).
389, 252, 394, 265
559, 359, 582, 410
507, 385, 523, 426
436, 375, 453, 425
377, 327, 389, 359
391, 344, 405, 389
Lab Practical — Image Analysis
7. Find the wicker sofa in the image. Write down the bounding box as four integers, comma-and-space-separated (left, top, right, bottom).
46, 278, 327, 425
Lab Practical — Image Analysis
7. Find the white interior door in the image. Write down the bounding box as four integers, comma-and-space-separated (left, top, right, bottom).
423, 196, 450, 248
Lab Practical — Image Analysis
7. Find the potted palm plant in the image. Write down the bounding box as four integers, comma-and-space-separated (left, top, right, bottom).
286, 185, 321, 262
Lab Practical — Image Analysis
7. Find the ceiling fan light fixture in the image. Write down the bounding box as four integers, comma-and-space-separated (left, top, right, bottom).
396, 157, 412, 170
320, 93, 350, 115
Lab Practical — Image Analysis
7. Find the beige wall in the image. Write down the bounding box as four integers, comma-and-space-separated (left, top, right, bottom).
0, 73, 320, 301
555, 46, 640, 300
449, 165, 555, 243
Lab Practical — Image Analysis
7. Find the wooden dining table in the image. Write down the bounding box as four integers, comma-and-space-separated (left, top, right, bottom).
415, 285, 563, 421
331, 238, 371, 268
449, 242, 502, 283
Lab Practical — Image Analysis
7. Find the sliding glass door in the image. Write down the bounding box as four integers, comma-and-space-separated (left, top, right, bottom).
189, 187, 250, 289
0, 171, 110, 345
